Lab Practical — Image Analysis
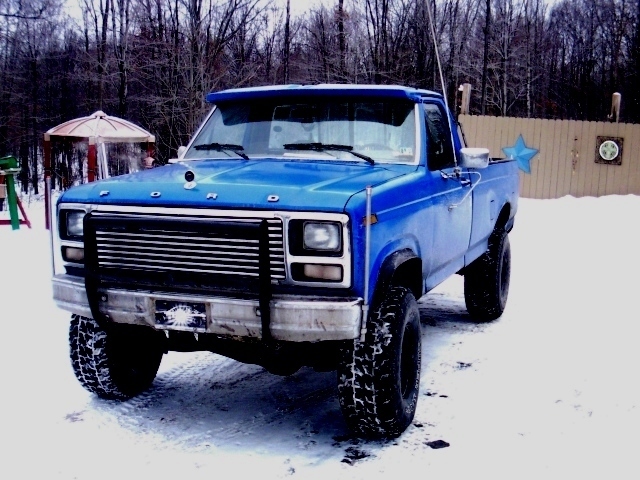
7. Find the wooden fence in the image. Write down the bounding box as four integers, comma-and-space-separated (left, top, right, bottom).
458, 114, 640, 199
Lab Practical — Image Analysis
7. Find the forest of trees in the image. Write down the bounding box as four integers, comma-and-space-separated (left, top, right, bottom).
1, 0, 640, 192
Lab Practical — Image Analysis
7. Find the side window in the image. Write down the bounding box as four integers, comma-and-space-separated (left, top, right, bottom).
424, 104, 455, 171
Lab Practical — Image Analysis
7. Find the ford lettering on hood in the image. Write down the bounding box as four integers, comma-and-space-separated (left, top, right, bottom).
58, 159, 413, 211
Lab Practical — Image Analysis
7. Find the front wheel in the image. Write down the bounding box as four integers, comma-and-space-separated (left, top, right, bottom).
337, 286, 422, 439
464, 229, 511, 321
69, 315, 164, 400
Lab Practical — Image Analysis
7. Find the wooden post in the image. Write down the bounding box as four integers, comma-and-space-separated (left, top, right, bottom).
609, 92, 621, 123
44, 134, 52, 230
459, 83, 472, 115
146, 139, 155, 159
87, 138, 97, 182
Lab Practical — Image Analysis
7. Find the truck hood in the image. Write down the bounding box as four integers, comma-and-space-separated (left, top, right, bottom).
58, 159, 412, 212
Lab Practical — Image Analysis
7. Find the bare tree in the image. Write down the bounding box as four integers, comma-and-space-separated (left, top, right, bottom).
630, 0, 640, 120
0, 0, 54, 20
82, 0, 111, 109
111, 0, 132, 116
480, 0, 490, 113
283, 0, 290, 83
337, 0, 347, 79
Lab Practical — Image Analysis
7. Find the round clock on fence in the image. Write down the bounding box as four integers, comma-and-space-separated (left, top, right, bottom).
598, 140, 619, 161
595, 136, 623, 165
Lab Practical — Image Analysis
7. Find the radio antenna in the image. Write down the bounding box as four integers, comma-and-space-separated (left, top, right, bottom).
425, 0, 449, 112
425, 0, 459, 166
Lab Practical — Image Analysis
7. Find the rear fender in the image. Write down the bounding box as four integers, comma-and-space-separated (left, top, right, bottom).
461, 203, 513, 274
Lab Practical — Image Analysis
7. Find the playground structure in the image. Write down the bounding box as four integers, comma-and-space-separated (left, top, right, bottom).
0, 156, 31, 230
43, 110, 155, 229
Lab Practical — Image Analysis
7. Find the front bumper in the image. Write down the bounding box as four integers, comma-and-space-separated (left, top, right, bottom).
53, 275, 363, 342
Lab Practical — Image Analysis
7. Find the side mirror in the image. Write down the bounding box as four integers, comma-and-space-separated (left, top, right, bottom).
169, 145, 188, 163
459, 147, 489, 169
168, 146, 188, 164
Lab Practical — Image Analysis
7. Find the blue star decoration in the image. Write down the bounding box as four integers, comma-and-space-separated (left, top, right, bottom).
502, 135, 539, 174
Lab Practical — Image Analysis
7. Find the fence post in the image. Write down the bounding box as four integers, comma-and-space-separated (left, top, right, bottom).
459, 83, 472, 115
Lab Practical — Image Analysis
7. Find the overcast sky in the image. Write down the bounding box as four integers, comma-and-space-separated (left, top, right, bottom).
63, 0, 562, 23
63, 0, 329, 20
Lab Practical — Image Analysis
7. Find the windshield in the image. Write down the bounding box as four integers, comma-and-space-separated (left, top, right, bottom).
185, 98, 417, 164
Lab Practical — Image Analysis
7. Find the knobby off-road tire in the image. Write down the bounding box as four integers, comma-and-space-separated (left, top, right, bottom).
69, 314, 164, 400
464, 229, 511, 322
337, 286, 422, 439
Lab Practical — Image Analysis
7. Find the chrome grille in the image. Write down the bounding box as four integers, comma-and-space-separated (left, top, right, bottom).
88, 212, 285, 287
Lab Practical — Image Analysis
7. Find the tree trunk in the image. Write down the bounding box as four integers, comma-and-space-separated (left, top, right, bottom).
283, 0, 290, 83
99, 0, 110, 109
481, 0, 490, 114
338, 0, 346, 80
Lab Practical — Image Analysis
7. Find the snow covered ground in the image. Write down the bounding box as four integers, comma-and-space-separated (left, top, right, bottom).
1, 195, 639, 479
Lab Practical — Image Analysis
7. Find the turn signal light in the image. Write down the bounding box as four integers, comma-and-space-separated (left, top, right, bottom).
63, 247, 85, 263
303, 264, 342, 281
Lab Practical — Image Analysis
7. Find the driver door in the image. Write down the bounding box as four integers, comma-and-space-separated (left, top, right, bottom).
423, 102, 472, 289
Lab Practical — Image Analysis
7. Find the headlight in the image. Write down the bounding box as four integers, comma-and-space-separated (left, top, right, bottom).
65, 210, 85, 238
303, 222, 341, 251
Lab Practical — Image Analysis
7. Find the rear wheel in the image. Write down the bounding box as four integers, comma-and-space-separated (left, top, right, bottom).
464, 230, 511, 321
337, 286, 422, 439
69, 315, 164, 400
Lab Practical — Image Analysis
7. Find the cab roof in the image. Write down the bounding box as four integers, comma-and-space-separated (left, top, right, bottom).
206, 84, 442, 104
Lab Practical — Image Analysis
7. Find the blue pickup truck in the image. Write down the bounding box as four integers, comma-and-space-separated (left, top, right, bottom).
52, 84, 518, 439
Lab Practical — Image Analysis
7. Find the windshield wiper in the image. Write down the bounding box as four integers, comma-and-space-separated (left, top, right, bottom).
193, 142, 249, 160
283, 142, 375, 165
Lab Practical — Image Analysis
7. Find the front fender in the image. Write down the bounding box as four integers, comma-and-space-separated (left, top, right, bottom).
369, 246, 422, 308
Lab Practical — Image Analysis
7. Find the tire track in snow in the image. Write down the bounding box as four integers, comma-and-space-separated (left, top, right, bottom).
77, 350, 345, 454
